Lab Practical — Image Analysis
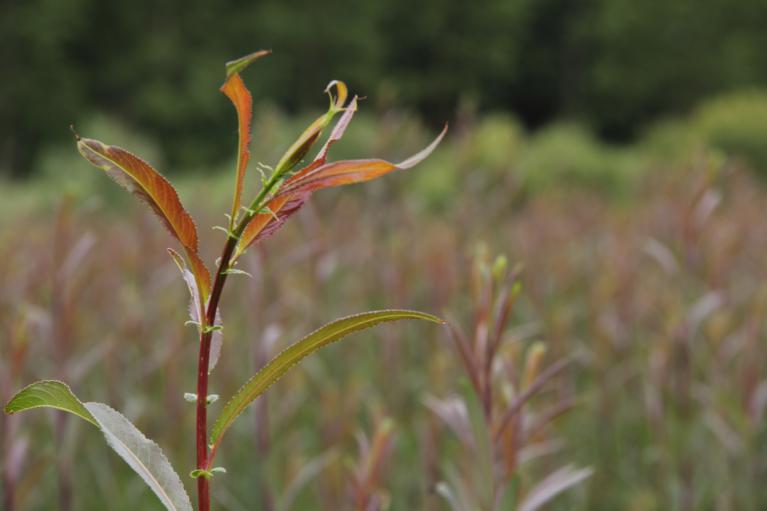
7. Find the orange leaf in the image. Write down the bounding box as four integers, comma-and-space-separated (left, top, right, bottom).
232, 123, 447, 261
77, 137, 211, 301
78, 138, 198, 250
279, 124, 447, 197
220, 50, 270, 223
221, 73, 253, 223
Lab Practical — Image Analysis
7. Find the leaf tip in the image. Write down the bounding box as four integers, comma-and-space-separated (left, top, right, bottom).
224, 49, 272, 78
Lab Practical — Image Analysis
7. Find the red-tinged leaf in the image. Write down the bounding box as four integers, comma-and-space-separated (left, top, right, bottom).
232, 192, 310, 261
231, 95, 357, 261
221, 73, 253, 222
220, 50, 270, 223
232, 119, 446, 261
77, 138, 198, 251
279, 124, 447, 197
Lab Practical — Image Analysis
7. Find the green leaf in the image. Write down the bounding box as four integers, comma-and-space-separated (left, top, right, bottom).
4, 381, 192, 511
224, 50, 271, 79
4, 380, 97, 426
209, 310, 443, 453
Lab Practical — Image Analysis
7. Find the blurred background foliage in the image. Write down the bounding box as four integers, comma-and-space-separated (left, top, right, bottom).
3, 0, 767, 179
5, 1, 767, 510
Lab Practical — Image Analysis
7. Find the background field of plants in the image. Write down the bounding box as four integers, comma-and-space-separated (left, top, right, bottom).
3, 1, 767, 510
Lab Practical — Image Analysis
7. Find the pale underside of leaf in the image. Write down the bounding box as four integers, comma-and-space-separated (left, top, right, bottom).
3, 380, 192, 511
518, 465, 593, 511
85, 402, 193, 511
168, 248, 205, 328
209, 310, 443, 454
168, 249, 221, 371
208, 307, 224, 373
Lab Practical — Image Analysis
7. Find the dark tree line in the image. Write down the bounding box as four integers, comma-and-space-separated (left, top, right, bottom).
2, 0, 766, 178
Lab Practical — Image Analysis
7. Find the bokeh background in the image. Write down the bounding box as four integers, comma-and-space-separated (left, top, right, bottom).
3, 0, 767, 509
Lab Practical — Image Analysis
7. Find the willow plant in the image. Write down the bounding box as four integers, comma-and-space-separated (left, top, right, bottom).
3, 51, 446, 511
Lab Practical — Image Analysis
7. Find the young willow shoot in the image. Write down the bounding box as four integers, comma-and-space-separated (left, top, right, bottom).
3, 51, 446, 511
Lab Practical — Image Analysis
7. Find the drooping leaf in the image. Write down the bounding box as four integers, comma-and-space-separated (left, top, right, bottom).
4, 380, 97, 426
4, 381, 193, 511
77, 137, 211, 302
232, 122, 446, 261
168, 248, 204, 329
77, 138, 198, 251
168, 249, 221, 372
85, 403, 194, 511
209, 310, 444, 454
221, 51, 270, 223
208, 307, 224, 373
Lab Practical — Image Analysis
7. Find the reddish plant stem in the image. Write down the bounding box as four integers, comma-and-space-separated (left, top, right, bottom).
195, 168, 285, 511
196, 240, 236, 511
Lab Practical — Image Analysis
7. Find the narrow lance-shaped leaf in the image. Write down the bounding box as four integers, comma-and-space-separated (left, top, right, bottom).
232, 121, 447, 261
220, 50, 270, 224
279, 124, 448, 197
168, 249, 222, 371
4, 381, 193, 511
169, 253, 221, 373
168, 248, 204, 331
76, 136, 211, 302
209, 310, 444, 456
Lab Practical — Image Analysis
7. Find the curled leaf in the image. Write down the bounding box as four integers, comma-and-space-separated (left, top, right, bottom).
209, 310, 444, 456
272, 80, 348, 176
